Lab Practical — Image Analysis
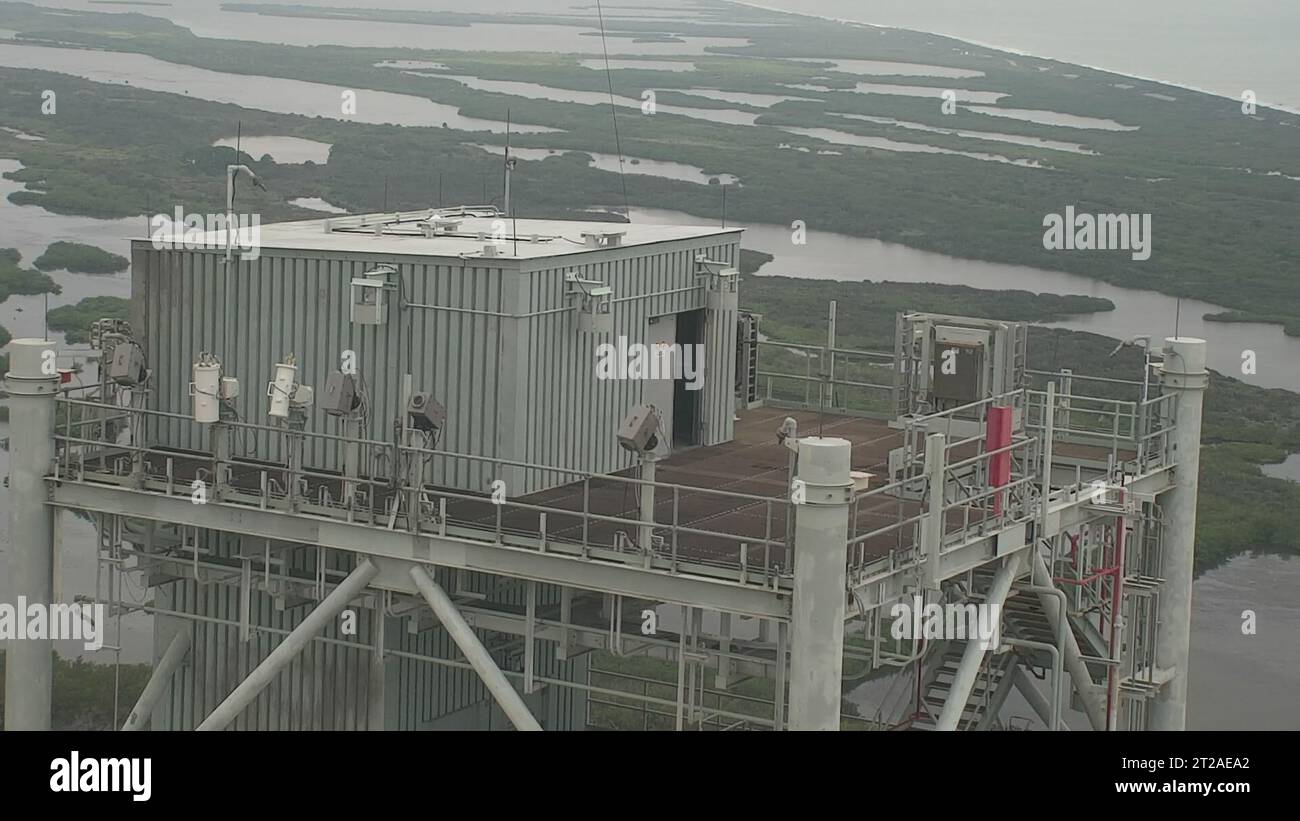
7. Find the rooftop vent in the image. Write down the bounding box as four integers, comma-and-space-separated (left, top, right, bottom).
580, 230, 626, 248
420, 216, 464, 237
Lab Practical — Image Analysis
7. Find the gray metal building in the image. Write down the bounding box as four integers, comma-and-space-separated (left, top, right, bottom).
131, 209, 743, 496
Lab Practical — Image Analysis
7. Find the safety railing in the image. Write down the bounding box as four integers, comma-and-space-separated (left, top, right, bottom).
846, 391, 1038, 578
1024, 387, 1176, 475
51, 398, 793, 588
755, 339, 896, 416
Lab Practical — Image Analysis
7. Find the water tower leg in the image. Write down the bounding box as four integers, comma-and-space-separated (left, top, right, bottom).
1150, 337, 1207, 731
3, 339, 59, 730
786, 436, 852, 731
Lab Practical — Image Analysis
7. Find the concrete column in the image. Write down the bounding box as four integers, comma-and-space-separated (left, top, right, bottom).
787, 436, 852, 731
3, 339, 59, 730
1151, 337, 1207, 730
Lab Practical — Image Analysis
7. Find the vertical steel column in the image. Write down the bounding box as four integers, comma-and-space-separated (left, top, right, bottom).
3, 339, 59, 730
1150, 337, 1207, 730
639, 453, 656, 556
368, 600, 386, 730
787, 436, 852, 731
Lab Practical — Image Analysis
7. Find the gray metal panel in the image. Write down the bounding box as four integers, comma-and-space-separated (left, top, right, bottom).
132, 244, 512, 492
515, 236, 742, 490
151, 534, 587, 730
133, 233, 738, 498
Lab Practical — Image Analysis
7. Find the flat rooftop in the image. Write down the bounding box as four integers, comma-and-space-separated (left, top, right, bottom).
136, 210, 743, 262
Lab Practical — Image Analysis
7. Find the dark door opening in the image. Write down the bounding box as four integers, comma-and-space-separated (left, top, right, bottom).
673, 309, 705, 448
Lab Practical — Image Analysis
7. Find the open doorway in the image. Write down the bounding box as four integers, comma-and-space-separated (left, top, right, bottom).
672, 309, 704, 448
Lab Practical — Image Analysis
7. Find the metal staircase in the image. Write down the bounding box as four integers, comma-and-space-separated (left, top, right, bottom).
909, 639, 1016, 730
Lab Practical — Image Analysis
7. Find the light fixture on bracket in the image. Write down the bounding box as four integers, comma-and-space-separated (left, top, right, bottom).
694, 254, 739, 311
565, 269, 613, 334
351, 264, 397, 325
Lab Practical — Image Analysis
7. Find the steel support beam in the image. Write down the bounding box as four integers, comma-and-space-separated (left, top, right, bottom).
1012, 666, 1067, 731
787, 437, 852, 731
935, 553, 1021, 731
1031, 550, 1107, 730
122, 625, 193, 731
3, 339, 59, 731
1151, 337, 1207, 731
408, 566, 543, 731
49, 481, 788, 619
196, 558, 378, 731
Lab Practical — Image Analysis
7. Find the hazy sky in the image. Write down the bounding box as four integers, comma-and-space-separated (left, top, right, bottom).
753, 0, 1300, 109
22, 0, 1300, 109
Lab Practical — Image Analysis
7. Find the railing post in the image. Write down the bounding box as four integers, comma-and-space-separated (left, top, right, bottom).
919, 433, 947, 589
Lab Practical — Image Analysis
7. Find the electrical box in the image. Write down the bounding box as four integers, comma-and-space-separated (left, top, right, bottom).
579, 301, 613, 334
108, 342, 148, 387
350, 271, 390, 325
931, 343, 983, 405
322, 371, 359, 417
706, 267, 739, 312
617, 404, 660, 453
407, 392, 446, 433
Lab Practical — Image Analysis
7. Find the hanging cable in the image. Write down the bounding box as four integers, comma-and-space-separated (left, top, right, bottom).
594, 0, 631, 221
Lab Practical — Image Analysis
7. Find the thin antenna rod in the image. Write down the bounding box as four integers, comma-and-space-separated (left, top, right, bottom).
594, 0, 631, 221
231, 120, 242, 210
1175, 297, 1181, 338
504, 109, 512, 216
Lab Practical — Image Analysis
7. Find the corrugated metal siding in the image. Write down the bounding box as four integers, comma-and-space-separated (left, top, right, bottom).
132, 246, 508, 492
134, 234, 739, 499
517, 237, 741, 490
151, 535, 587, 730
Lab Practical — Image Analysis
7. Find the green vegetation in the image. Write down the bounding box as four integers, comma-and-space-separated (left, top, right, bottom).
587, 649, 875, 730
0, 247, 59, 391
47, 295, 131, 344
0, 247, 59, 303
0, 1, 1296, 332
34, 241, 129, 274
0, 649, 152, 730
